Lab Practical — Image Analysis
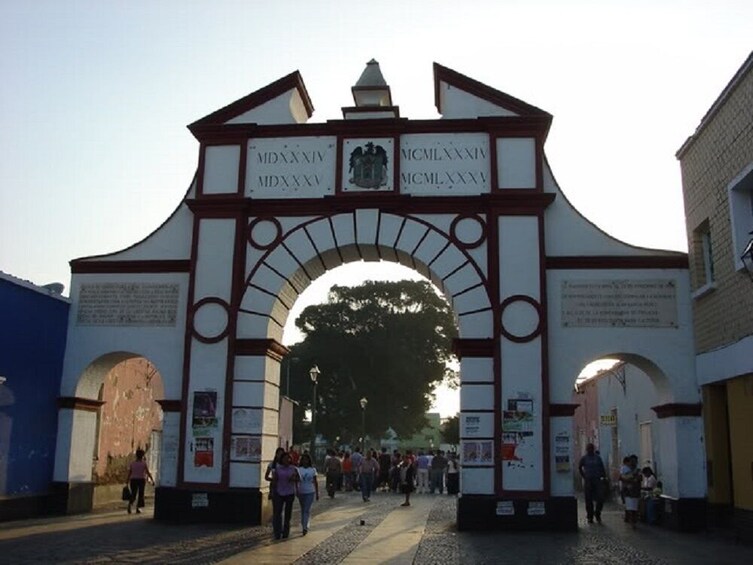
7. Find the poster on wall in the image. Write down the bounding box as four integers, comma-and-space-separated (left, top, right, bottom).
232, 408, 262, 434
231, 436, 262, 462
194, 437, 214, 467
461, 414, 483, 438
501, 397, 536, 470
554, 431, 571, 472
462, 441, 493, 464
192, 390, 218, 435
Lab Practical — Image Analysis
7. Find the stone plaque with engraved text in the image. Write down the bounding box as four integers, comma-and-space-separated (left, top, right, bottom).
561, 280, 677, 328
77, 283, 179, 326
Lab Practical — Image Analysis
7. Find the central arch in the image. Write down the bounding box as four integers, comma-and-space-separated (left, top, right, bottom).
239, 211, 493, 341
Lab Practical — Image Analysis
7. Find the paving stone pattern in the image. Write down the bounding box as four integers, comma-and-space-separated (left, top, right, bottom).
1, 495, 753, 564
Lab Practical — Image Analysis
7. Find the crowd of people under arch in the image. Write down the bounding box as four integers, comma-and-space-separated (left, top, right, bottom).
264, 445, 459, 540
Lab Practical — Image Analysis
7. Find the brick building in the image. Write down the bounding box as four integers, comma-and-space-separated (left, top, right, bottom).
677, 51, 753, 538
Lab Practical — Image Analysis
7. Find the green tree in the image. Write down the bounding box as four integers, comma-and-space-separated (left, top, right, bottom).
440, 414, 460, 446
285, 280, 457, 446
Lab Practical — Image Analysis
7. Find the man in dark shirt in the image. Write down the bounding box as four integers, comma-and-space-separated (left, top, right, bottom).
578, 443, 607, 524
430, 450, 448, 494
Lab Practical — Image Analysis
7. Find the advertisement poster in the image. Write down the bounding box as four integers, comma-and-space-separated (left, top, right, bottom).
192, 390, 218, 435
502, 398, 535, 467
502, 398, 534, 434
231, 436, 262, 462
194, 437, 214, 467
555, 431, 571, 472
232, 408, 261, 434
463, 440, 493, 464
462, 414, 482, 438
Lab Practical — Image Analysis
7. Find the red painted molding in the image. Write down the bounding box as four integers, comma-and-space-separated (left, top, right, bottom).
188, 115, 553, 144
70, 260, 190, 274
186, 192, 555, 217
651, 403, 702, 418
546, 255, 689, 270
452, 338, 495, 358
57, 397, 105, 412
188, 71, 313, 135
235, 338, 290, 361
499, 295, 543, 343
157, 399, 182, 412
433, 63, 552, 138
549, 403, 580, 417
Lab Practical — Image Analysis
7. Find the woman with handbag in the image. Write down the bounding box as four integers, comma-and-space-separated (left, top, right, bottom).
270, 452, 298, 539
126, 448, 154, 514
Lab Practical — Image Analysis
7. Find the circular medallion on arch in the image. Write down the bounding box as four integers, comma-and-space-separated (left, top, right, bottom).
450, 214, 486, 249
500, 295, 543, 343
191, 297, 230, 344
248, 217, 283, 250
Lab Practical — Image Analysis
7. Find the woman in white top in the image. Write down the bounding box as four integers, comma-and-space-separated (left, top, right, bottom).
296, 453, 319, 535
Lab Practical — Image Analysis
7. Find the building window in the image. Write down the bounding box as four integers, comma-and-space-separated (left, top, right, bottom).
727, 162, 753, 273
692, 220, 716, 298
701, 229, 715, 283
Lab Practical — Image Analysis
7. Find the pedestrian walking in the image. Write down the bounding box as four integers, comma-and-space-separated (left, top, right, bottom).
430, 450, 447, 494
324, 448, 342, 498
270, 452, 298, 540
126, 448, 154, 514
264, 446, 286, 502
378, 447, 391, 491
416, 450, 430, 493
446, 452, 459, 495
342, 451, 353, 491
296, 453, 319, 535
398, 453, 416, 507
578, 443, 606, 524
389, 450, 401, 493
351, 447, 364, 492
360, 450, 380, 501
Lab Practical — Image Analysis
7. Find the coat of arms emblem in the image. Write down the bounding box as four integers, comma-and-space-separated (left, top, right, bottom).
348, 142, 389, 189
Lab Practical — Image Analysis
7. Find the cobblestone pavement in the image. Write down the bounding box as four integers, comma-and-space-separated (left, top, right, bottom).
0, 492, 751, 564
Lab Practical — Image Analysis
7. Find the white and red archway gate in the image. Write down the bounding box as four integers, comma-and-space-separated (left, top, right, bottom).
54, 62, 705, 529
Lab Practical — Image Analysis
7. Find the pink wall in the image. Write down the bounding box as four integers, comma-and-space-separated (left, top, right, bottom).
93, 357, 164, 481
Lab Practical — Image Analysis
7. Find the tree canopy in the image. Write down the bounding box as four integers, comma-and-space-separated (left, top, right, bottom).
285, 279, 457, 446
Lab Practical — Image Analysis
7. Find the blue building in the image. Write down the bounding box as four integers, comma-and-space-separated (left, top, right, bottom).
0, 272, 69, 520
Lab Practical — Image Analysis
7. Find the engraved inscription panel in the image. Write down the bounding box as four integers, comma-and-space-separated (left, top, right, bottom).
561, 280, 677, 328
246, 137, 336, 198
400, 133, 490, 195
77, 283, 179, 326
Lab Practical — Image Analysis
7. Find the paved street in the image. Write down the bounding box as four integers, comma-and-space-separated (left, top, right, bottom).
0, 492, 751, 564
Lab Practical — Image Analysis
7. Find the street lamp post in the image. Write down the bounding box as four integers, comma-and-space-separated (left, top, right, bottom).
309, 365, 320, 463
359, 397, 368, 451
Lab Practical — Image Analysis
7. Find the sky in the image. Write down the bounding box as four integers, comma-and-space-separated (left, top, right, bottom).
1, 1, 751, 415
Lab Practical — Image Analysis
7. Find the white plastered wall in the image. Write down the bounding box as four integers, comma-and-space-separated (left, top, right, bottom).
55, 176, 194, 484
540, 155, 702, 499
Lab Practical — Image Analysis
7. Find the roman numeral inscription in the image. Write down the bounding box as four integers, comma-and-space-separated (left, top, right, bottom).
246, 138, 336, 197
400, 146, 487, 161
256, 150, 326, 165
400, 134, 491, 194
400, 171, 488, 185
257, 174, 322, 188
